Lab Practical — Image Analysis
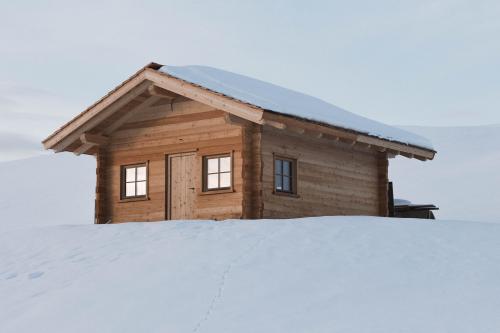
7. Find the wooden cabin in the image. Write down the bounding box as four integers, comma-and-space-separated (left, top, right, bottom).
43, 63, 436, 223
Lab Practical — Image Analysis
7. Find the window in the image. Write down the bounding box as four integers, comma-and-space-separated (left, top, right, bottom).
203, 154, 232, 191
274, 156, 296, 194
121, 164, 147, 199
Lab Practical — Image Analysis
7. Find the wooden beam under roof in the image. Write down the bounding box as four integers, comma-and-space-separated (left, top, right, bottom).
224, 113, 252, 127
356, 135, 434, 160
73, 142, 95, 156
71, 96, 162, 155
73, 133, 109, 156
147, 85, 177, 99
80, 133, 109, 145
263, 112, 359, 143
144, 69, 264, 124
49, 80, 152, 152
42, 64, 161, 151
262, 119, 287, 130
263, 111, 435, 161
102, 95, 161, 136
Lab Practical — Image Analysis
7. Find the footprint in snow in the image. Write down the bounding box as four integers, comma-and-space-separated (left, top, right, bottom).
28, 271, 44, 279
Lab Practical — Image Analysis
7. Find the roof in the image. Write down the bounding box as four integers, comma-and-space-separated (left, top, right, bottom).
42, 62, 436, 160
160, 65, 433, 150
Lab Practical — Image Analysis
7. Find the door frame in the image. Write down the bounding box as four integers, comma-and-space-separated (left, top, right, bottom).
165, 151, 197, 220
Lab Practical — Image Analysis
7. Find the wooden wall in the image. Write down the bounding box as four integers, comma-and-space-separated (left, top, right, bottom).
96, 96, 389, 223
260, 126, 389, 218
101, 100, 245, 223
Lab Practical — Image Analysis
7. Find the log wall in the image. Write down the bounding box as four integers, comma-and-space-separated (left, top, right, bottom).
260, 126, 389, 218
96, 98, 388, 223
101, 100, 245, 223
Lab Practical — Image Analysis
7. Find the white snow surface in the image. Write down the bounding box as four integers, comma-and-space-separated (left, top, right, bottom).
0, 130, 499, 331
160, 65, 433, 150
1, 217, 500, 333
0, 154, 95, 230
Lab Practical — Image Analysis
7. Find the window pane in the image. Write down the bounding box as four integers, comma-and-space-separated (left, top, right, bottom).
220, 172, 231, 188
207, 174, 219, 189
125, 182, 136, 197
283, 161, 291, 176
126, 167, 136, 182
219, 157, 231, 172
283, 176, 291, 192
136, 181, 146, 196
207, 158, 219, 174
136, 166, 147, 181
275, 159, 282, 175
275, 175, 282, 190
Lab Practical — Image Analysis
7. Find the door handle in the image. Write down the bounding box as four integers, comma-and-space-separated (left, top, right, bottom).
188, 187, 195, 190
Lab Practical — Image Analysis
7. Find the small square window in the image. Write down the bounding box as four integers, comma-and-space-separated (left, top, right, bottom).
274, 156, 297, 195
203, 154, 232, 191
121, 163, 148, 199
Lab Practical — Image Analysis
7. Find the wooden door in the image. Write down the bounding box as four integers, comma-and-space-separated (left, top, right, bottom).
167, 152, 197, 220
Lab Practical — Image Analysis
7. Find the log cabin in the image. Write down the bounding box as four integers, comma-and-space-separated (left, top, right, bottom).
42, 63, 436, 223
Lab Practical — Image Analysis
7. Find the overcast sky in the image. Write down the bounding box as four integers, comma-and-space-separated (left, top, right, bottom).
1, 0, 499, 160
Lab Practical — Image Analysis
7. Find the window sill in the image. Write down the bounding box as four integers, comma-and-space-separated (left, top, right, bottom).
118, 196, 150, 203
272, 191, 300, 198
199, 188, 234, 195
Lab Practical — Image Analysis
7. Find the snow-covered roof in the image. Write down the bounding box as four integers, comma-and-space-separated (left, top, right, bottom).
160, 65, 433, 150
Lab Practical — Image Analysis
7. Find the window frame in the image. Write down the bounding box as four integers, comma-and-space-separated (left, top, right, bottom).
120, 162, 149, 201
202, 153, 233, 193
273, 154, 298, 196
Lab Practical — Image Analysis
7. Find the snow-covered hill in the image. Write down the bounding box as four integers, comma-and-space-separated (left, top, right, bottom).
1, 217, 499, 333
0, 127, 499, 332
0, 154, 95, 230
390, 124, 500, 222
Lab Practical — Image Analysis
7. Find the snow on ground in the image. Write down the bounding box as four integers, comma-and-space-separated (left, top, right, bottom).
0, 126, 498, 332
390, 124, 500, 223
0, 153, 95, 230
160, 65, 433, 150
1, 217, 500, 333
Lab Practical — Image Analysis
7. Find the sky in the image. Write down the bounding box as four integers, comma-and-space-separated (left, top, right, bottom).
0, 0, 499, 160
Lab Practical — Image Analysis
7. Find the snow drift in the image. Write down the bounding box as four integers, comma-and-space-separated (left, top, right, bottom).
1, 217, 500, 333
